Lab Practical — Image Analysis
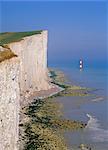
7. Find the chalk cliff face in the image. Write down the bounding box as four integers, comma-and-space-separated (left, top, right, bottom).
0, 30, 53, 150
0, 53, 20, 150
8, 31, 52, 95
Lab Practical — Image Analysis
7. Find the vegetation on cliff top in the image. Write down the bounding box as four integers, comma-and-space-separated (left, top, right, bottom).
0, 30, 42, 46
0, 49, 17, 62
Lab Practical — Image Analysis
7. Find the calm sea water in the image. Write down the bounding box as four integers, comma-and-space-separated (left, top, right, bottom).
54, 66, 108, 150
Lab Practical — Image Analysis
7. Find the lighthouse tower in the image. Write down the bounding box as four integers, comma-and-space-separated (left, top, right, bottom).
79, 59, 83, 69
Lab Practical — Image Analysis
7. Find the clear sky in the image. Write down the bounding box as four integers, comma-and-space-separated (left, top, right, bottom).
0, 1, 107, 67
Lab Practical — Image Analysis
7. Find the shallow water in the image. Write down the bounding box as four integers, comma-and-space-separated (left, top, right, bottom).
55, 67, 108, 150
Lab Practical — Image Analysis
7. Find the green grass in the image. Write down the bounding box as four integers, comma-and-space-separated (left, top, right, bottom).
0, 30, 42, 46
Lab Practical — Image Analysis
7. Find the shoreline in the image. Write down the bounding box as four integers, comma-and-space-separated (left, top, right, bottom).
19, 84, 64, 150
55, 68, 107, 150
19, 69, 89, 150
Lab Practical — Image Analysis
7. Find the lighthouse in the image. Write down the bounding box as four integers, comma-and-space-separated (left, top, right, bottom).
79, 59, 83, 69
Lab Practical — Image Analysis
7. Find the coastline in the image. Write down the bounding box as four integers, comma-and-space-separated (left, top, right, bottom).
19, 84, 64, 150
56, 67, 107, 150
19, 69, 89, 150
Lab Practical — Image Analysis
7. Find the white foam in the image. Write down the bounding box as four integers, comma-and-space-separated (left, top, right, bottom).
92, 97, 104, 102
85, 114, 108, 142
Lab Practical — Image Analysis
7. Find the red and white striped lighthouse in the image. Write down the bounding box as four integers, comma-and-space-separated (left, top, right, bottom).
79, 59, 83, 69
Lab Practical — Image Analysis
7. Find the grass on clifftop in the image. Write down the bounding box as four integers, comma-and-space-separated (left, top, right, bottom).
0, 30, 42, 46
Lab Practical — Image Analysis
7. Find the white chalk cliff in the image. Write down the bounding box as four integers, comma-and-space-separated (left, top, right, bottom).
0, 30, 54, 150
0, 47, 20, 150
8, 30, 52, 95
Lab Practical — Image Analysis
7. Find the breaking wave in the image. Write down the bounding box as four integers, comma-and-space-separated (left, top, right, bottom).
91, 97, 104, 102
85, 114, 108, 142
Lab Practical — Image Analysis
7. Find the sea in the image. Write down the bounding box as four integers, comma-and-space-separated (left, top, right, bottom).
52, 64, 108, 150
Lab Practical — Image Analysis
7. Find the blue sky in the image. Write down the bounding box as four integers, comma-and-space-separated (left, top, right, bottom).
0, 1, 107, 67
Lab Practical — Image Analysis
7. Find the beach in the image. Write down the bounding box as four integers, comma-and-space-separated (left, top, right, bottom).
19, 67, 108, 150
19, 69, 89, 150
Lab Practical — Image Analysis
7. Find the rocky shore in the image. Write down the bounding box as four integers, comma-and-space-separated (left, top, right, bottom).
19, 69, 89, 150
